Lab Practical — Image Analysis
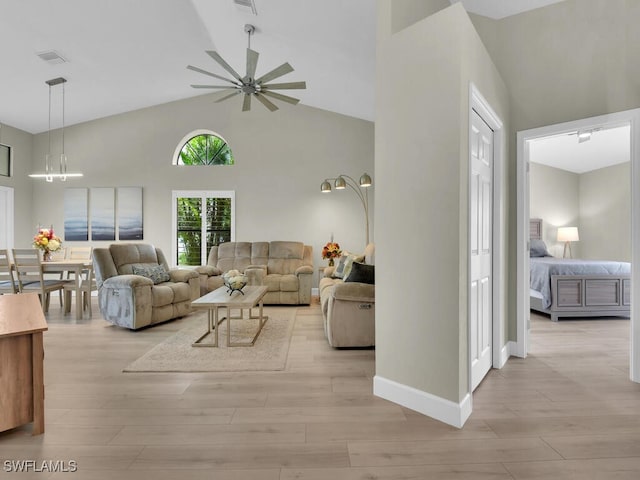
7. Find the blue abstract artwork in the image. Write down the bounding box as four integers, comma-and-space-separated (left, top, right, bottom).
118, 187, 143, 240
64, 188, 88, 241
91, 187, 115, 241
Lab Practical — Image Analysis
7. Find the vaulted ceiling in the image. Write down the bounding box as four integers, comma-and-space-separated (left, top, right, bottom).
0, 0, 565, 134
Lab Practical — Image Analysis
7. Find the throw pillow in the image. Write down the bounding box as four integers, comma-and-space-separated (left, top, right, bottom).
132, 264, 171, 284
333, 252, 363, 279
530, 239, 551, 257
344, 262, 375, 284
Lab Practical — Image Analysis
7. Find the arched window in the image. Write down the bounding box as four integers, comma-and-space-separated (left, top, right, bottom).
174, 130, 234, 166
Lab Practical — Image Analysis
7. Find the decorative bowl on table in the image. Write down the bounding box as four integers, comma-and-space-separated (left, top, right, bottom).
222, 270, 247, 295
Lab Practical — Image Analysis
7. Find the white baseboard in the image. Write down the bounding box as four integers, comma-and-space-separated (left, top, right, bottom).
496, 341, 517, 368
373, 375, 471, 428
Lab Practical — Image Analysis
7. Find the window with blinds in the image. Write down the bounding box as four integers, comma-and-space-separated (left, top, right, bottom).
172, 191, 235, 266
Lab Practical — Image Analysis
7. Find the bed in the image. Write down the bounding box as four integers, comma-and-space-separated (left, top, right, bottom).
529, 218, 631, 321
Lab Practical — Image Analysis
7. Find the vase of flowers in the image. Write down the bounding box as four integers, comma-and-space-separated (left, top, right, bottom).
322, 242, 342, 267
33, 226, 62, 261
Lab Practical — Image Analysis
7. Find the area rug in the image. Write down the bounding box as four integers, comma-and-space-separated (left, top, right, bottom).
123, 307, 296, 372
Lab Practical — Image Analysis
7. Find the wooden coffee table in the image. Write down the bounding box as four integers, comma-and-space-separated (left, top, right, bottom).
191, 285, 268, 347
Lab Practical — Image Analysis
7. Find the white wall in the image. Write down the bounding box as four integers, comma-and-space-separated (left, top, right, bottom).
24, 94, 374, 286
530, 161, 631, 262
529, 162, 580, 258
0, 123, 34, 246
579, 162, 631, 261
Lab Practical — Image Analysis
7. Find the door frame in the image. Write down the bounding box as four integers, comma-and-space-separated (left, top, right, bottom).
468, 84, 506, 397
516, 108, 640, 383
0, 186, 14, 250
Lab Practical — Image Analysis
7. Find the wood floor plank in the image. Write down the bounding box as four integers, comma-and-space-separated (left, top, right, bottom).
485, 414, 640, 438
48, 470, 281, 480
280, 464, 514, 480
307, 418, 497, 443
50, 407, 236, 426
231, 405, 407, 424
348, 438, 562, 466
542, 433, 640, 459
503, 457, 640, 480
109, 423, 305, 445
130, 443, 350, 470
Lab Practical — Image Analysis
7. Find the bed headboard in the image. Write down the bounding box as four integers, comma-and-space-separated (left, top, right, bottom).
530, 218, 542, 240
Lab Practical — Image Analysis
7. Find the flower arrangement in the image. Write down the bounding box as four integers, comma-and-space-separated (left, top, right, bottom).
33, 226, 62, 261
322, 242, 342, 266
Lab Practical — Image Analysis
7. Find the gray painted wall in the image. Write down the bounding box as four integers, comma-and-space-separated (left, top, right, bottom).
23, 94, 374, 285
376, 1, 509, 406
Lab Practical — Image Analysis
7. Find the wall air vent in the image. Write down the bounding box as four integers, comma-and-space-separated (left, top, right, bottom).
234, 0, 257, 15
36, 50, 67, 65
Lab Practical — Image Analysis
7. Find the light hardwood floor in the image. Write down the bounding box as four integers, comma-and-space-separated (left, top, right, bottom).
1, 301, 640, 479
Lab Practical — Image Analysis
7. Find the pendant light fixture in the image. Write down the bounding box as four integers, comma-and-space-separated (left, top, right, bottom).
29, 77, 83, 181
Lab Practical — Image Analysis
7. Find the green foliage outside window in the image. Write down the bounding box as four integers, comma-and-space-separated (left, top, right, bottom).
178, 134, 234, 166
177, 196, 232, 266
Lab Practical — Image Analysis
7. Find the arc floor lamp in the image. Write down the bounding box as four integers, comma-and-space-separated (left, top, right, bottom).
320, 173, 372, 245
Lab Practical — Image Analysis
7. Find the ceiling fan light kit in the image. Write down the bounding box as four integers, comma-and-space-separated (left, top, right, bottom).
187, 24, 306, 112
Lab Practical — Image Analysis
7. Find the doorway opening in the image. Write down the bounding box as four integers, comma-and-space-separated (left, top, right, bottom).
516, 109, 640, 382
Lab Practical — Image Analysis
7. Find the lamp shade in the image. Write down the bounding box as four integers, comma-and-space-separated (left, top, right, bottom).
557, 227, 579, 242
359, 173, 372, 187
320, 180, 332, 193
334, 176, 346, 189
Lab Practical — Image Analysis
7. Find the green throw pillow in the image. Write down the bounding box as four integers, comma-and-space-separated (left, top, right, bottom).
132, 264, 171, 285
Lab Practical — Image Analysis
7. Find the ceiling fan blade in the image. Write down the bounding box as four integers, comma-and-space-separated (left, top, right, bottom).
206, 50, 243, 82
261, 90, 300, 105
242, 93, 252, 112
190, 85, 237, 89
214, 90, 241, 103
261, 81, 307, 91
246, 48, 259, 81
186, 65, 238, 85
255, 62, 294, 85
254, 93, 279, 112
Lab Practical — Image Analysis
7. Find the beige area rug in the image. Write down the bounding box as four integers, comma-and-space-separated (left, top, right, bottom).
123, 307, 296, 372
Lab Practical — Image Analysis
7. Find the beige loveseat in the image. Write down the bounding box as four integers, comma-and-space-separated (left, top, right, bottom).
196, 241, 313, 305
319, 244, 375, 347
93, 244, 200, 330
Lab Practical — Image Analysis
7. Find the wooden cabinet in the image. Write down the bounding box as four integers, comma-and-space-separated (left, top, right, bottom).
0, 293, 47, 435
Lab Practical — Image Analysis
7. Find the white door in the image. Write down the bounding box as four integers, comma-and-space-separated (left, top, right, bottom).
470, 110, 493, 391
0, 186, 14, 249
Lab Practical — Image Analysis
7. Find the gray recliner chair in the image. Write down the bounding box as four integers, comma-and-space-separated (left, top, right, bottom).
93, 243, 199, 330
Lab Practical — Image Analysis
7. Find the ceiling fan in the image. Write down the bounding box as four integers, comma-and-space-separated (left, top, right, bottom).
187, 24, 306, 112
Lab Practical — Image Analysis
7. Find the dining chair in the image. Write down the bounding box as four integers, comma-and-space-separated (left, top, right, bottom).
12, 248, 73, 312
0, 249, 18, 294
63, 247, 96, 317
57, 246, 91, 305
